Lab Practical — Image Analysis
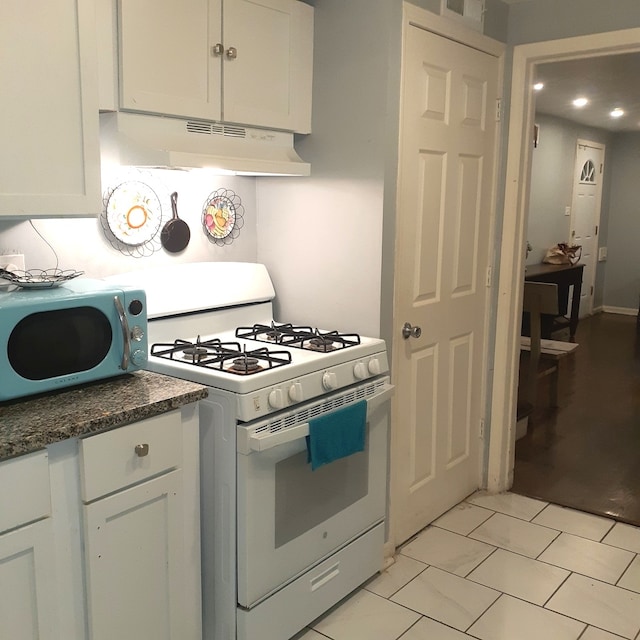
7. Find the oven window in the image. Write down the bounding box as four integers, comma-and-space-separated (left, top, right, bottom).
8, 307, 112, 380
274, 440, 369, 548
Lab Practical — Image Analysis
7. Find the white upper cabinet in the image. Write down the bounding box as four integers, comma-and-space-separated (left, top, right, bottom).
0, 0, 101, 217
119, 0, 313, 133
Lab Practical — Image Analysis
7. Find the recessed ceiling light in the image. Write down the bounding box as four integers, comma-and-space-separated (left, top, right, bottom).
533, 82, 544, 91
611, 108, 625, 118
573, 97, 588, 108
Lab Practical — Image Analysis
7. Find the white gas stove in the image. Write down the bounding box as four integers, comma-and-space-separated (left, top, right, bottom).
107, 262, 392, 640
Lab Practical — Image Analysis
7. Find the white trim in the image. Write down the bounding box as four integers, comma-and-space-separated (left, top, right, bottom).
488, 27, 640, 493
403, 2, 504, 57
602, 306, 637, 316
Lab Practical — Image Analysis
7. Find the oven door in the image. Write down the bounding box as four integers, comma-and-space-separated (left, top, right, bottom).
236, 377, 392, 608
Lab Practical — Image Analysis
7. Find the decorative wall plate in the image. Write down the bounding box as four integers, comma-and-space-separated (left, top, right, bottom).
105, 181, 163, 246
202, 189, 245, 246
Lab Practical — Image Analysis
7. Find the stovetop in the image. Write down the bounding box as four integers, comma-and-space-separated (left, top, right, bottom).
146, 319, 388, 412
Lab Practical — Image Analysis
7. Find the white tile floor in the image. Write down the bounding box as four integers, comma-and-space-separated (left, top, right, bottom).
293, 492, 640, 640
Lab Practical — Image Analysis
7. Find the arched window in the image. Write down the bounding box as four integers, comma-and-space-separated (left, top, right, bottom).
580, 159, 596, 183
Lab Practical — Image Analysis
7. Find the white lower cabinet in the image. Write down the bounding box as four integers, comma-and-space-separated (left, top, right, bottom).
0, 451, 58, 640
83, 471, 185, 640
0, 405, 201, 640
78, 410, 200, 640
0, 519, 59, 640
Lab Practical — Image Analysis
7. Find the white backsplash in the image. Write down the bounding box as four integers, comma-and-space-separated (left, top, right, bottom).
0, 169, 258, 280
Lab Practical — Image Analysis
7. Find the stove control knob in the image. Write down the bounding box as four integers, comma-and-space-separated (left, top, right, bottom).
353, 362, 368, 380
368, 358, 382, 376
288, 382, 304, 403
268, 388, 285, 409
322, 371, 338, 391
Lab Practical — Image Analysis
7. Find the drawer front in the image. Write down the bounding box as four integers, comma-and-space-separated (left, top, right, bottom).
80, 411, 182, 502
0, 450, 50, 533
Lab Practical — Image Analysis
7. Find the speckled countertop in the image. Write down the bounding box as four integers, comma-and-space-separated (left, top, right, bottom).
0, 371, 208, 462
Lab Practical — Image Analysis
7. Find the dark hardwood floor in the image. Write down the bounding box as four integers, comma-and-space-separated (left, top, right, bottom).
512, 312, 640, 526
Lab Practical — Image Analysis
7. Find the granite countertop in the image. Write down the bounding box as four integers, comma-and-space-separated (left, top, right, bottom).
0, 370, 208, 462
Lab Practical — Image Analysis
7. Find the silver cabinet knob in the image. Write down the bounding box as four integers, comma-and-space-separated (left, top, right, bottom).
211, 43, 224, 56
226, 46, 237, 59
135, 443, 149, 457
402, 322, 422, 340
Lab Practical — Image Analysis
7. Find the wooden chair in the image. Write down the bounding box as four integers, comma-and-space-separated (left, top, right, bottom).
518, 282, 578, 416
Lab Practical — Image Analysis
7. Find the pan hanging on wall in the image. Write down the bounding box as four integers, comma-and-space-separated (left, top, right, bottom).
202, 188, 245, 246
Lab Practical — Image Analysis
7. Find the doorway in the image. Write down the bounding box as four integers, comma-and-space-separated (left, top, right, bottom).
487, 27, 640, 493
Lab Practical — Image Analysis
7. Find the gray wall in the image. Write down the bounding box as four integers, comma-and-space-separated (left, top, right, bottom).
527, 113, 610, 261
507, 0, 640, 44
526, 113, 611, 307
257, 0, 403, 339
602, 132, 640, 310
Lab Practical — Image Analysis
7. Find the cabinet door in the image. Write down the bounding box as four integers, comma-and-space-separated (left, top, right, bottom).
0, 519, 58, 640
0, 0, 100, 216
119, 0, 222, 121
223, 0, 313, 132
83, 471, 186, 640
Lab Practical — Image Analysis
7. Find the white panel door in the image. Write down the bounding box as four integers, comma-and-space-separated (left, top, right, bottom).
571, 140, 604, 317
391, 23, 500, 545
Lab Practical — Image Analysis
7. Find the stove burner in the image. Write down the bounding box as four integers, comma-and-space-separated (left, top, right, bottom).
308, 337, 336, 352
229, 356, 263, 374
182, 345, 209, 361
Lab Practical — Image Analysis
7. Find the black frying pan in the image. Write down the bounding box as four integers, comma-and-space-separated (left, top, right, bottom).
161, 191, 191, 253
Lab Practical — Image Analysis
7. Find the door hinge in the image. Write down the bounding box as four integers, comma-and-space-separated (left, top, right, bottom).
495, 98, 502, 122
479, 418, 485, 439
486, 265, 492, 287
595, 224, 599, 235
591, 285, 594, 296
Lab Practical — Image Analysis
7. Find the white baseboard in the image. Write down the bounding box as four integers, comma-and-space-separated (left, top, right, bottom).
602, 306, 637, 316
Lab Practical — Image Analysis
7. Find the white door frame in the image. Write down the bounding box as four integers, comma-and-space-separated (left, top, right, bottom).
486, 28, 640, 492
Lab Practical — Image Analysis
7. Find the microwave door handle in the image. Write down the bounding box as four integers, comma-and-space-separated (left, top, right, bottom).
248, 383, 395, 453
113, 295, 131, 370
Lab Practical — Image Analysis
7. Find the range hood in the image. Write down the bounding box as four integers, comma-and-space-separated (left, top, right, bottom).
99, 112, 310, 176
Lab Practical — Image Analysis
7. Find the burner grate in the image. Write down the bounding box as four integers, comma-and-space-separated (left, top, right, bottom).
151, 337, 292, 375
235, 322, 361, 351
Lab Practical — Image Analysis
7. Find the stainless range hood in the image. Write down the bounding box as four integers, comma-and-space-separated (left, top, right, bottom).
99, 111, 310, 176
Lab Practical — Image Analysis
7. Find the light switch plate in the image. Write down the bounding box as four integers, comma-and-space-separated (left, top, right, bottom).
598, 247, 607, 261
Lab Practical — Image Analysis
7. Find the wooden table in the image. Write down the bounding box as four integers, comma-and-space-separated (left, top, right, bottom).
524, 262, 584, 340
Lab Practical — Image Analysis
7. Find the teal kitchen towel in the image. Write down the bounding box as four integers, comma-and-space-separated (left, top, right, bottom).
306, 400, 367, 471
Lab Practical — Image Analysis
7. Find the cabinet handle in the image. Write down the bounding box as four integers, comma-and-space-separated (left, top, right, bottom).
211, 43, 224, 56
226, 46, 237, 60
135, 443, 149, 457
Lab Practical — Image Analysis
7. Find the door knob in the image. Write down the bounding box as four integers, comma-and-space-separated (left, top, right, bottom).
402, 322, 422, 339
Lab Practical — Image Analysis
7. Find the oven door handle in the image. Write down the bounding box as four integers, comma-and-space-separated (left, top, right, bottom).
248, 383, 394, 452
